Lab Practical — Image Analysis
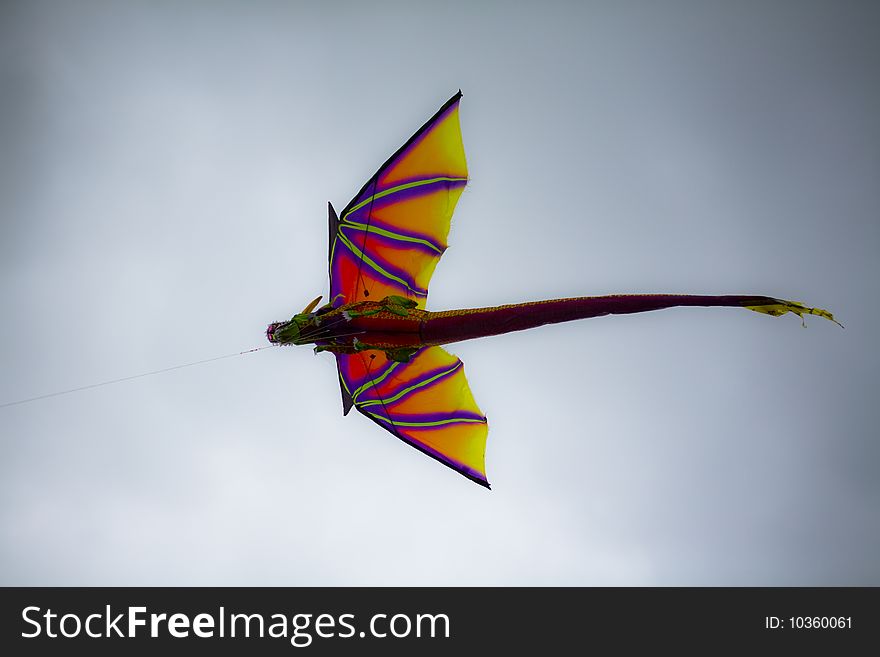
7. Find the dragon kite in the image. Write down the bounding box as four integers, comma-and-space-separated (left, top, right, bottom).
267, 91, 837, 488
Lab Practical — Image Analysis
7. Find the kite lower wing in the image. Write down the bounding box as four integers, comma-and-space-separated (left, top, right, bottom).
335, 346, 489, 487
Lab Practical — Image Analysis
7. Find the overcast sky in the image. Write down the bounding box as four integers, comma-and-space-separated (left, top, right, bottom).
1, 0, 878, 585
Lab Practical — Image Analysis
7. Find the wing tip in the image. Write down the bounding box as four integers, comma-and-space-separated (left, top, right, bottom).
357, 403, 491, 489
447, 89, 463, 109
337, 90, 466, 221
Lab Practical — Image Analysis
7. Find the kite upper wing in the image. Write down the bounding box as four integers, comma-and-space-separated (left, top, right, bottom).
335, 346, 490, 487
328, 91, 468, 308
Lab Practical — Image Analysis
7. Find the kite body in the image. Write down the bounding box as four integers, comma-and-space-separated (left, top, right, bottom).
267, 91, 837, 488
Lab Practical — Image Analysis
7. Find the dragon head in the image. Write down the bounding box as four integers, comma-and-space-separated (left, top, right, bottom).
266, 295, 324, 345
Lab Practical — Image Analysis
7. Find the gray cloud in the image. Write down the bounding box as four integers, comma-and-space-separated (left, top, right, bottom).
1, 0, 877, 585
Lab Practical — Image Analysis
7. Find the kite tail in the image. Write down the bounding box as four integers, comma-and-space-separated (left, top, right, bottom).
421, 294, 840, 343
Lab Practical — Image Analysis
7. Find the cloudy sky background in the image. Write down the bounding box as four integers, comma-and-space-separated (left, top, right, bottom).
1, 0, 877, 585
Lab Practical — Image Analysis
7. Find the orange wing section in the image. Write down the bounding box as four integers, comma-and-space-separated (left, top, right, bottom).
329, 92, 468, 309
378, 101, 467, 188
335, 346, 489, 487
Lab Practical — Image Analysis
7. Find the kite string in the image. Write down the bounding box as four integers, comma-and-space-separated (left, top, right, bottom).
0, 345, 274, 410
354, 177, 378, 299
